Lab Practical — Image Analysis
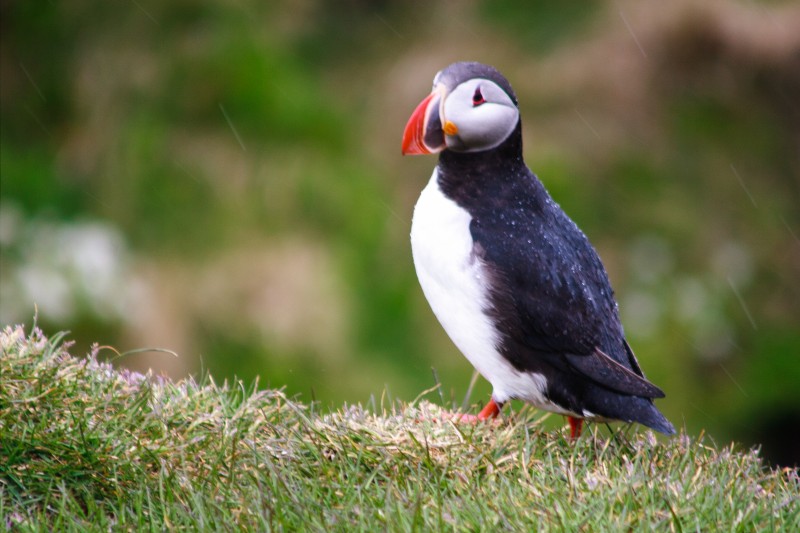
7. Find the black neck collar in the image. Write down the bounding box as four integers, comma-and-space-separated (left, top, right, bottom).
436, 121, 530, 209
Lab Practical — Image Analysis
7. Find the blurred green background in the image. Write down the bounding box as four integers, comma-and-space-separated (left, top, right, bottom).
2, 1, 798, 466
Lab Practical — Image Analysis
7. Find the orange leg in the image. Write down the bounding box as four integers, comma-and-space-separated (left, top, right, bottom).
477, 398, 502, 420
454, 398, 503, 423
567, 416, 583, 440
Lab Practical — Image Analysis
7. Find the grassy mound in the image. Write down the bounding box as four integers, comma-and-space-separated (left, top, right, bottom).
1, 325, 797, 530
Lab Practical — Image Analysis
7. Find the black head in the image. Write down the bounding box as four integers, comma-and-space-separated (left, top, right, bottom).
432, 62, 518, 106
402, 62, 522, 156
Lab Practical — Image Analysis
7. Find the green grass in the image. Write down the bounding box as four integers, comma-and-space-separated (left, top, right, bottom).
1, 326, 798, 531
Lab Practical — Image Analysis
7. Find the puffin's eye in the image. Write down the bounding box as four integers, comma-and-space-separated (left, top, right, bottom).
472, 87, 486, 106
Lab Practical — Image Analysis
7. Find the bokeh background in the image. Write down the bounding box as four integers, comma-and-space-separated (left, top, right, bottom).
2, 1, 798, 466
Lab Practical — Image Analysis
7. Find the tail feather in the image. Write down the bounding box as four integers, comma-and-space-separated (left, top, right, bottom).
585, 388, 675, 435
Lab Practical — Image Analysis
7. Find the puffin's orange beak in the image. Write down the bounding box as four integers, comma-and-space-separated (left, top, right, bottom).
401, 86, 447, 155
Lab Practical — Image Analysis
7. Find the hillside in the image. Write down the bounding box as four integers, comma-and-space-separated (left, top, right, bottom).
1, 325, 797, 530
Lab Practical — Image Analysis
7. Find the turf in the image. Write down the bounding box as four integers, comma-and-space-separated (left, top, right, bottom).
1, 325, 798, 531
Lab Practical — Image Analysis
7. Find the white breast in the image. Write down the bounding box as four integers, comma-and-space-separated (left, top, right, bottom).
410, 169, 561, 409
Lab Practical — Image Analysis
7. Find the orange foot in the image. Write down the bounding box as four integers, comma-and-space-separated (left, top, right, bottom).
446, 398, 503, 423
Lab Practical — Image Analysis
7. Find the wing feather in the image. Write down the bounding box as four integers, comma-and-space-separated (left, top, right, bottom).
469, 173, 662, 398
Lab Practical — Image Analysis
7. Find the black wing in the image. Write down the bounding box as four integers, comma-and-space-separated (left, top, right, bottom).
469, 173, 663, 398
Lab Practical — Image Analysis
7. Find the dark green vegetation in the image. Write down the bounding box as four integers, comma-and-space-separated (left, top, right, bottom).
1, 2, 799, 466
2, 327, 798, 530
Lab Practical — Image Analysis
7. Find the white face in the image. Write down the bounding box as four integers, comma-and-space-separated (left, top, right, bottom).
441, 78, 519, 153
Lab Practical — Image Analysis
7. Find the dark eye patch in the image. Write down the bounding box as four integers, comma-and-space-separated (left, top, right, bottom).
472, 87, 486, 106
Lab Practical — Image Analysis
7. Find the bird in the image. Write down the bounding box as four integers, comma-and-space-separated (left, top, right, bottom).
402, 61, 675, 439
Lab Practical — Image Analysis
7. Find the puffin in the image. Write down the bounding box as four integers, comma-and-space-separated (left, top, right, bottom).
402, 61, 675, 439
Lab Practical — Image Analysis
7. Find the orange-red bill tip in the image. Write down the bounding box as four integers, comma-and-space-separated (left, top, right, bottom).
401, 91, 437, 155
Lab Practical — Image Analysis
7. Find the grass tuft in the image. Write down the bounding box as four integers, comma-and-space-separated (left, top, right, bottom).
1, 325, 798, 530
